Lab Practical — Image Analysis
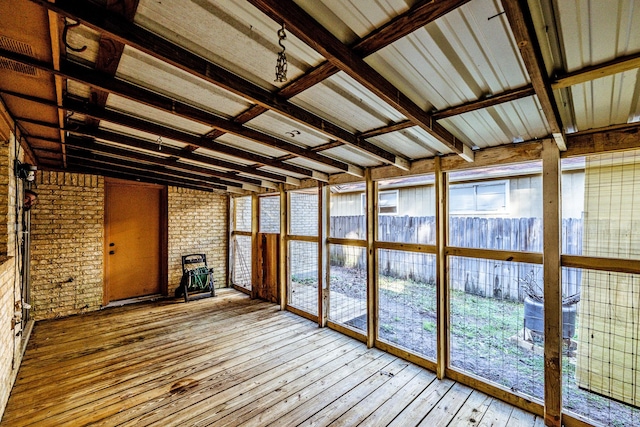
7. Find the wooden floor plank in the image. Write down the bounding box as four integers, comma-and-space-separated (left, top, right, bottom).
15, 322, 328, 426
355, 368, 437, 426
446, 389, 494, 426
175, 342, 366, 426
477, 397, 516, 427
417, 382, 475, 426
0, 289, 543, 427
242, 353, 398, 427
4, 313, 309, 423
328, 362, 424, 426
507, 406, 540, 427
387, 377, 456, 426
299, 358, 415, 426
122, 333, 352, 427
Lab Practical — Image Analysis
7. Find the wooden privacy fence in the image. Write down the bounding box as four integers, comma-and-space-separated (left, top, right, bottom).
330, 216, 583, 302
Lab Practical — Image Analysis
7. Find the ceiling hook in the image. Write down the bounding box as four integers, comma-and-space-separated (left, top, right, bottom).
62, 19, 88, 53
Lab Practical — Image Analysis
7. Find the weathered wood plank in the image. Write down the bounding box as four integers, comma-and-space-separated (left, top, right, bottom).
358, 367, 437, 426
447, 389, 494, 426
2, 288, 543, 426
477, 398, 516, 427
417, 382, 475, 426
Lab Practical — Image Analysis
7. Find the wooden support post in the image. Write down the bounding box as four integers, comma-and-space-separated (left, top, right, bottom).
250, 193, 259, 299
225, 194, 231, 288
318, 182, 328, 327
435, 156, 449, 380
365, 169, 377, 348
279, 184, 287, 310
542, 138, 562, 426
322, 184, 331, 326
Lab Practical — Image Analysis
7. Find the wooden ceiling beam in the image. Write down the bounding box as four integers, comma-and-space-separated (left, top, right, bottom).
501, 0, 565, 151
552, 51, 640, 90
565, 123, 640, 157
359, 120, 413, 139
85, 0, 139, 128
64, 135, 266, 189
62, 162, 224, 193
66, 144, 252, 191
432, 85, 537, 120
29, 0, 402, 168
59, 63, 353, 177
351, 0, 472, 55
63, 119, 288, 186
247, 0, 473, 162
63, 98, 313, 184
0, 48, 333, 180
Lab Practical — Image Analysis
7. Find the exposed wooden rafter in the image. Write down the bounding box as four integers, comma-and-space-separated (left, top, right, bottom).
552, 51, 640, 89
0, 48, 345, 180
29, 0, 405, 169
501, 0, 566, 151
66, 143, 253, 191
247, 0, 474, 162
64, 135, 268, 190
85, 0, 139, 128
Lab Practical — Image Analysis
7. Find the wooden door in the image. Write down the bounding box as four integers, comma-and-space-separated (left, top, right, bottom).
105, 179, 165, 302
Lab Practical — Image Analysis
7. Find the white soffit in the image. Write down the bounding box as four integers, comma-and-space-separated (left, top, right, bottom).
366, 0, 529, 112
291, 71, 406, 134
215, 133, 290, 158
105, 93, 213, 135
244, 110, 332, 149
440, 96, 550, 149
134, 0, 325, 92
116, 46, 254, 119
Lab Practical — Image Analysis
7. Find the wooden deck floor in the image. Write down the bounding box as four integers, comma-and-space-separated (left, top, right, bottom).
1, 289, 544, 426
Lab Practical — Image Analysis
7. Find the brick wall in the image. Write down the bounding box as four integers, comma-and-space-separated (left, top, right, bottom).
29, 172, 104, 320
167, 187, 228, 290
0, 130, 23, 420
0, 257, 17, 421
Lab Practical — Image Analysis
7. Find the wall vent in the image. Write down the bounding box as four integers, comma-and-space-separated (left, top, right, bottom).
0, 36, 38, 76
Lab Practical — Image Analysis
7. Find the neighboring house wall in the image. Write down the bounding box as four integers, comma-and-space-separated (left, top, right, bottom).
331, 173, 585, 219
167, 187, 228, 290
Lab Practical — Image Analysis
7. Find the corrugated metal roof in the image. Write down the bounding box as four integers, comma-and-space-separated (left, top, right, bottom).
117, 47, 254, 119
441, 96, 550, 148
290, 71, 406, 134
550, 0, 640, 131
134, 0, 325, 91
215, 133, 289, 158
7, 0, 638, 191
105, 94, 213, 134
244, 110, 333, 149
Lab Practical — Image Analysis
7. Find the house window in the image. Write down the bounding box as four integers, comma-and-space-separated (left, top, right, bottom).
449, 181, 508, 214
361, 190, 399, 215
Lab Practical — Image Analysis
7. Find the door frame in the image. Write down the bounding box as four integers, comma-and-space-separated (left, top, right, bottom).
103, 178, 168, 305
